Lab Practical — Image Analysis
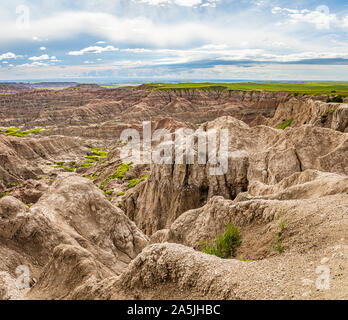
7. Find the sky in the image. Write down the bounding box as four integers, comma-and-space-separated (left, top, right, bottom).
1, 0, 348, 81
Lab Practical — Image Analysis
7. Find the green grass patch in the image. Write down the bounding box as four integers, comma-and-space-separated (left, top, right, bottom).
99, 163, 132, 189
277, 118, 293, 130
90, 147, 108, 157
128, 174, 150, 189
273, 209, 286, 254
200, 223, 242, 259
0, 127, 49, 137
239, 256, 251, 262
149, 82, 348, 96
0, 191, 9, 199
78, 147, 108, 169
53, 164, 75, 172
327, 95, 344, 103
320, 109, 336, 124
104, 190, 114, 196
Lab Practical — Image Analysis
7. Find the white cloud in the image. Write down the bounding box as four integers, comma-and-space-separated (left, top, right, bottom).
0, 11, 308, 49
17, 62, 50, 68
0, 52, 17, 60
120, 48, 152, 53
137, 0, 219, 7
138, 0, 202, 7
40, 47, 47, 51
272, 6, 339, 30
343, 15, 348, 28
96, 41, 106, 44
29, 54, 50, 61
68, 45, 119, 55
28, 54, 58, 61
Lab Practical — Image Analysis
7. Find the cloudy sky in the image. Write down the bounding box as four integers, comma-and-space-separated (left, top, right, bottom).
1, 0, 348, 81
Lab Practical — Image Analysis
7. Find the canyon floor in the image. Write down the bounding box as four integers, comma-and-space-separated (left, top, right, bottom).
0, 84, 347, 300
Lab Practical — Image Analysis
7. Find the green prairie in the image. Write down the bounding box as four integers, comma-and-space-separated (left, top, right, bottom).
149, 82, 348, 96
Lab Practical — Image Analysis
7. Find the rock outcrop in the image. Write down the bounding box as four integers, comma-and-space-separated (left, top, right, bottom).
0, 175, 148, 299
123, 116, 348, 235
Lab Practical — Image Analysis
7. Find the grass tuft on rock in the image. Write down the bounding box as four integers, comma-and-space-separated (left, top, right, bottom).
200, 223, 241, 259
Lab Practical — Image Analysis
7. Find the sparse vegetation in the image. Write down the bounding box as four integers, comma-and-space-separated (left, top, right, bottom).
273, 209, 286, 254
200, 223, 242, 259
239, 256, 251, 262
128, 174, 150, 189
277, 118, 293, 130
90, 147, 108, 158
0, 127, 49, 137
327, 95, 343, 103
0, 191, 9, 199
99, 163, 132, 190
320, 109, 336, 123
52, 161, 75, 172
78, 147, 108, 169
104, 190, 114, 196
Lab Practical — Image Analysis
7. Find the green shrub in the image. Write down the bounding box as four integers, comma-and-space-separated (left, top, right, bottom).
99, 163, 132, 189
104, 190, 114, 196
276, 239, 283, 254
273, 209, 286, 254
90, 147, 108, 157
277, 118, 293, 130
79, 162, 93, 169
85, 155, 100, 162
239, 256, 251, 262
320, 109, 335, 124
1, 127, 49, 137
0, 191, 9, 199
128, 174, 150, 189
52, 162, 75, 172
117, 192, 125, 196
327, 95, 343, 103
200, 223, 242, 259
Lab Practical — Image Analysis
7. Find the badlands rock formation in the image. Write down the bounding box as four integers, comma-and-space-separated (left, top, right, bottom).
0, 85, 347, 300
124, 117, 348, 235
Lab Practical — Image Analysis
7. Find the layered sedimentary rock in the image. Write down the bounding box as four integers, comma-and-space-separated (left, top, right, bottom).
0, 85, 347, 300
0, 135, 89, 190
263, 98, 348, 132
0, 175, 148, 299
123, 116, 348, 235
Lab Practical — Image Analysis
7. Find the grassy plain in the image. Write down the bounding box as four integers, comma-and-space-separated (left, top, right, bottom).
149, 82, 348, 96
